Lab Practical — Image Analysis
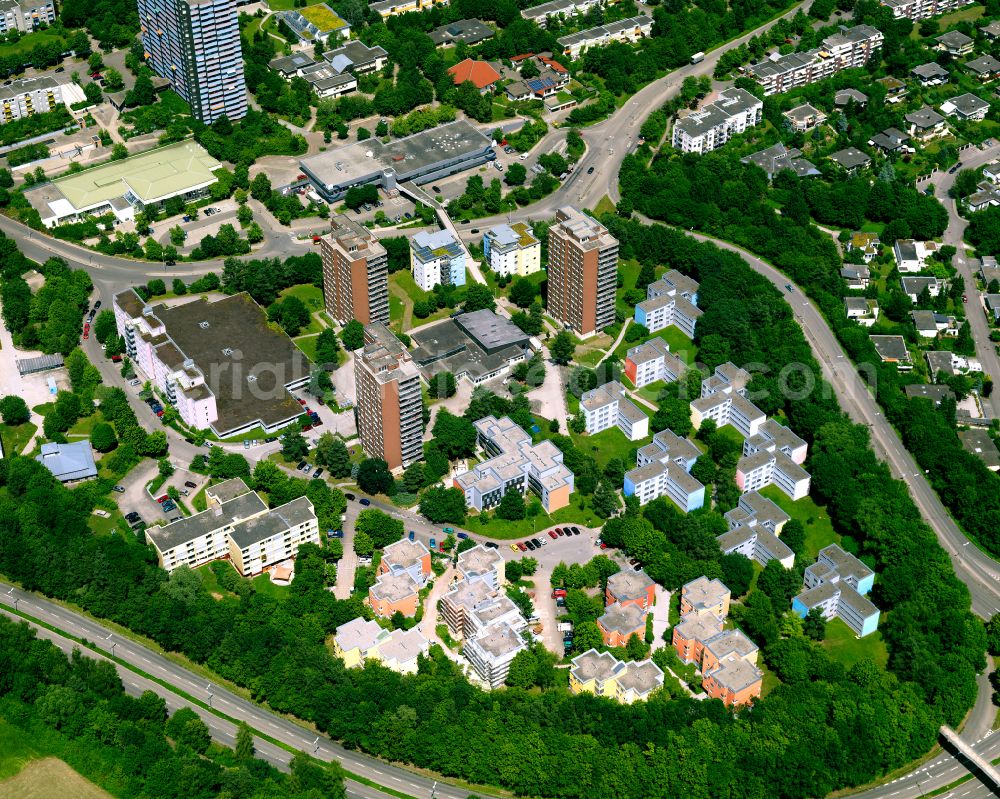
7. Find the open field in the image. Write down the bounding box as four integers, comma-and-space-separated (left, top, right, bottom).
0, 758, 113, 799
822, 617, 889, 670
760, 485, 839, 559
0, 421, 36, 456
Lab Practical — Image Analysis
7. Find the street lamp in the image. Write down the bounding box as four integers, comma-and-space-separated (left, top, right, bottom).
312, 736, 320, 754
5, 586, 18, 612
105, 633, 117, 658
206, 683, 214, 708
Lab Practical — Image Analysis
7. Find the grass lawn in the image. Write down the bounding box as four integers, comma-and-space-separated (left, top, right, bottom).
0, 420, 36, 456
280, 283, 326, 336
196, 562, 235, 599
461, 494, 606, 538
919, 3, 983, 33
66, 412, 100, 439
759, 485, 839, 558
0, 758, 113, 799
192, 485, 208, 512
613, 325, 698, 363
822, 617, 889, 670
294, 333, 319, 362
87, 512, 125, 538
592, 195, 616, 217
388, 270, 454, 331
0, 28, 65, 59
32, 402, 54, 416
0, 718, 39, 781
760, 663, 781, 698
570, 421, 649, 470
251, 572, 290, 600
265, 0, 325, 9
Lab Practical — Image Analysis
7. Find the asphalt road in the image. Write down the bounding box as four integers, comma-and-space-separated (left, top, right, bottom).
920, 143, 1000, 419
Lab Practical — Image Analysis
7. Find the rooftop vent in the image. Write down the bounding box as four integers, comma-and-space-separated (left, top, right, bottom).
247, 375, 257, 383
222, 347, 233, 356
199, 321, 209, 329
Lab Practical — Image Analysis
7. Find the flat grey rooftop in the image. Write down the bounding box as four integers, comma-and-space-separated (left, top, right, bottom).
147, 491, 267, 552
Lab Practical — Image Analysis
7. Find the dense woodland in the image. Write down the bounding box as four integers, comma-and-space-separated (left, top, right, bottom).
0, 216, 986, 798
0, 617, 347, 799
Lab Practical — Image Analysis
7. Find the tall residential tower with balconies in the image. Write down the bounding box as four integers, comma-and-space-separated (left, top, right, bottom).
321, 215, 389, 326
138, 0, 248, 124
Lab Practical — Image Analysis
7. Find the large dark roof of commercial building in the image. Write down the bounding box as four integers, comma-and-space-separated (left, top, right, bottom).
152, 293, 310, 435
410, 313, 530, 382
454, 310, 530, 354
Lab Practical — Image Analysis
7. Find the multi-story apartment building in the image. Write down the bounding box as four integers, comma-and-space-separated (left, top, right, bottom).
410, 229, 466, 290
596, 601, 647, 647
369, 572, 420, 618
736, 418, 811, 500
441, 577, 526, 641
569, 649, 664, 703
378, 538, 432, 585
482, 223, 541, 277
624, 337, 686, 389
747, 25, 883, 96
521, 0, 601, 28
580, 381, 649, 441
0, 0, 53, 32
680, 576, 731, 619
556, 15, 653, 59
547, 206, 618, 336
370, 0, 448, 19
718, 490, 795, 569
456, 544, 505, 590
623, 428, 705, 510
633, 270, 701, 338
671, 88, 763, 154
793, 544, 880, 636
138, 0, 248, 123
321, 215, 389, 326
881, 0, 973, 19
690, 363, 766, 439
0, 75, 83, 124
454, 415, 574, 512
353, 322, 424, 471
146, 478, 319, 575
606, 569, 656, 610
334, 621, 431, 675
464, 621, 527, 688
113, 289, 310, 437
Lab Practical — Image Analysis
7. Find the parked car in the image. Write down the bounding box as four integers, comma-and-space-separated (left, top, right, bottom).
510, 544, 519, 551
313, 467, 323, 478
296, 461, 307, 471
548, 530, 558, 539
264, 436, 277, 443
484, 541, 499, 549
111, 355, 122, 363
345, 493, 356, 501
359, 498, 371, 506
525, 540, 536, 551
429, 537, 436, 549
330, 530, 344, 538
517, 542, 528, 552
243, 440, 250, 449
431, 185, 442, 193
112, 485, 125, 493
156, 494, 168, 503
456, 532, 468, 539
94, 301, 102, 309
587, 166, 595, 174
408, 530, 415, 541
570, 526, 581, 535
552, 588, 567, 598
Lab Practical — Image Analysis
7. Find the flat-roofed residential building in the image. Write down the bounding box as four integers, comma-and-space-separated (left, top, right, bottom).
333, 617, 389, 667
901, 275, 941, 301
783, 103, 827, 131
870, 334, 912, 370
455, 415, 574, 512
378, 538, 432, 585
369, 572, 420, 618
146, 478, 319, 574
298, 62, 358, 98
606, 569, 656, 610
672, 88, 763, 154
880, 0, 973, 18
429, 18, 494, 46
278, 3, 350, 43
321, 214, 389, 326
634, 269, 702, 337
556, 15, 653, 58
737, 418, 811, 500
569, 649, 664, 703
623, 428, 704, 510
718, 490, 795, 568
845, 297, 880, 327
597, 601, 647, 647
113, 289, 310, 437
547, 206, 618, 336
842, 264, 872, 289
369, 0, 448, 18
672, 611, 724, 664
410, 229, 467, 290
441, 577, 526, 640
482, 223, 541, 277
457, 544, 505, 590
333, 618, 430, 673
702, 650, 764, 707
28, 139, 222, 228
463, 621, 526, 688
0, 0, 54, 33
521, 0, 600, 27
691, 388, 766, 440
681, 576, 731, 620
138, 0, 248, 124
747, 25, 883, 95
0, 74, 84, 124
580, 381, 649, 441
373, 628, 430, 674
323, 40, 388, 74
354, 322, 424, 471
624, 337, 686, 388
792, 544, 880, 636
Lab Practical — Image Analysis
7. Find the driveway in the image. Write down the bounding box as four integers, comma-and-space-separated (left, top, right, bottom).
649, 585, 671, 650
529, 562, 563, 656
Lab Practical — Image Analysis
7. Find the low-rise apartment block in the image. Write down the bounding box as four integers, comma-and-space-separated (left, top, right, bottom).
672, 88, 763, 154
456, 544, 505, 590
690, 363, 767, 439
633, 269, 701, 338
333, 617, 430, 674
146, 478, 319, 575
880, 0, 973, 18
114, 290, 310, 438
521, 0, 600, 27
410, 229, 466, 291
0, 0, 54, 33
580, 381, 649, 441
454, 415, 575, 513
354, 322, 424, 471
719, 490, 795, 569
464, 621, 527, 688
606, 569, 657, 610
369, 572, 420, 618
680, 576, 731, 619
737, 418, 811, 500
623, 428, 705, 510
482, 222, 541, 277
321, 214, 389, 326
0, 74, 84, 123
378, 538, 432, 585
441, 577, 526, 641
369, 0, 448, 18
569, 649, 664, 703
747, 25, 883, 95
792, 544, 880, 637
556, 15, 653, 59
597, 601, 647, 647
624, 337, 686, 389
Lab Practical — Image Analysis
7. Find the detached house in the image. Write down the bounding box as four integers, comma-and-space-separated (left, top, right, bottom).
934, 29, 974, 56
448, 59, 502, 94
940, 92, 990, 121
904, 106, 948, 142
966, 54, 1000, 82
911, 62, 950, 86
893, 239, 938, 272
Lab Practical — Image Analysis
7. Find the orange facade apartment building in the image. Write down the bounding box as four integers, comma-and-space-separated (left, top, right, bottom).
321, 214, 389, 326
